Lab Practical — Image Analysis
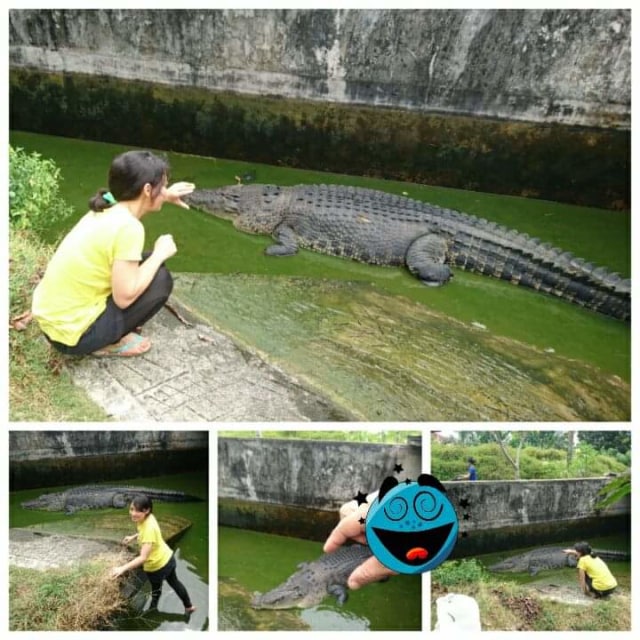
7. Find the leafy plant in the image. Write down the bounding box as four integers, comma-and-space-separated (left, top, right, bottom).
9, 145, 73, 233
594, 470, 631, 510
432, 558, 489, 586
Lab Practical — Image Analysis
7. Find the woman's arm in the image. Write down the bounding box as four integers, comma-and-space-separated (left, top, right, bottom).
111, 235, 176, 308
111, 542, 152, 578
577, 568, 588, 594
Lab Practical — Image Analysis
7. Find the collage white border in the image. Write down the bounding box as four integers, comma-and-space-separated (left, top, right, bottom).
2, 1, 636, 637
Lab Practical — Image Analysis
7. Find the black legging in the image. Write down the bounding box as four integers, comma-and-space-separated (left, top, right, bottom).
145, 553, 192, 610
47, 261, 173, 355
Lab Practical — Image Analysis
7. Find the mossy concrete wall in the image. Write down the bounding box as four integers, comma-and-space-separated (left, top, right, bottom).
218, 438, 629, 549
9, 9, 630, 129
9, 430, 209, 489
218, 436, 421, 541
444, 479, 630, 556
9, 9, 630, 208
218, 436, 422, 509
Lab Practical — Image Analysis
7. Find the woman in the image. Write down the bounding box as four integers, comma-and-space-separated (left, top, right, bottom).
32, 149, 195, 357
563, 541, 618, 598
112, 494, 196, 614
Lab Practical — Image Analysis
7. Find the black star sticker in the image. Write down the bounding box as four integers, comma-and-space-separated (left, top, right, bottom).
405, 478, 412, 485
358, 517, 366, 525
459, 498, 471, 509
394, 463, 404, 474
463, 513, 471, 520
461, 531, 469, 538
353, 491, 368, 506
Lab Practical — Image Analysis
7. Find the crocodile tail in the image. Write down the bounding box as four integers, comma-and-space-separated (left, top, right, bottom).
105, 486, 204, 503
144, 489, 204, 502
450, 227, 630, 321
592, 548, 631, 561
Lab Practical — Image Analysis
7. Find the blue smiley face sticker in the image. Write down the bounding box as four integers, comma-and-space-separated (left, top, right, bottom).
365, 474, 459, 574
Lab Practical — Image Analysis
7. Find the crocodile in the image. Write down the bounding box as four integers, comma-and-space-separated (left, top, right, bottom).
251, 543, 374, 609
187, 184, 630, 321
488, 546, 630, 576
21, 485, 203, 514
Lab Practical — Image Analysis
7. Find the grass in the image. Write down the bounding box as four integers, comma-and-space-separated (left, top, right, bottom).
9, 552, 130, 631
9, 228, 108, 421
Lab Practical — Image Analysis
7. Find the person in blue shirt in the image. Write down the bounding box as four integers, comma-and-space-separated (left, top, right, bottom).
456, 457, 477, 481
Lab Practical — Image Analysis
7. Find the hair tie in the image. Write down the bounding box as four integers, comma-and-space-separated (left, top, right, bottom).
103, 191, 117, 205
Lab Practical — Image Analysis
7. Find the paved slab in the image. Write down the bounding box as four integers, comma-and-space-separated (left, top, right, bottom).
9, 528, 121, 570
65, 304, 349, 422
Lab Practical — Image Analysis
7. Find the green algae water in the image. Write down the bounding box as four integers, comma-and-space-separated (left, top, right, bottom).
218, 526, 421, 631
9, 131, 630, 382
175, 274, 628, 421
9, 471, 209, 631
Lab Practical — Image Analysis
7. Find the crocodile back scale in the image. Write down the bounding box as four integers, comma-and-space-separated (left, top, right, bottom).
186, 184, 630, 321
21, 485, 203, 514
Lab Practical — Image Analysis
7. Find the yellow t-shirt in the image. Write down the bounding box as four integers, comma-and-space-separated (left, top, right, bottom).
137, 513, 173, 572
578, 554, 618, 591
32, 207, 144, 346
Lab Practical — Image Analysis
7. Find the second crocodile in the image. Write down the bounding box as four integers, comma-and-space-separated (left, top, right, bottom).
187, 184, 630, 321
21, 485, 204, 514
251, 544, 373, 609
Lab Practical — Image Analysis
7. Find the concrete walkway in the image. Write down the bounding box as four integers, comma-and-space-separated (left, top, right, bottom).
65, 303, 348, 422
9, 528, 121, 571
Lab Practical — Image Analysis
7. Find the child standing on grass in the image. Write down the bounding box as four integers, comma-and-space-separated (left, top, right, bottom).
111, 494, 196, 614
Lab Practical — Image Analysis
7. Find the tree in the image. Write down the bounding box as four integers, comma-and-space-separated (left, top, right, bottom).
492, 431, 526, 479
519, 431, 568, 449
579, 432, 631, 455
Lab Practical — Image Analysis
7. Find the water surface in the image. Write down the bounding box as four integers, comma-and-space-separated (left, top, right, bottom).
218, 526, 421, 631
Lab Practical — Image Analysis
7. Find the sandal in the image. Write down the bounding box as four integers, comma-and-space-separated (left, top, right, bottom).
92, 332, 151, 357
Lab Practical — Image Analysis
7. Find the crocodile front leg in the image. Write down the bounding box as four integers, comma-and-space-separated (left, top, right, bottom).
405, 233, 452, 286
265, 224, 299, 256
327, 583, 349, 606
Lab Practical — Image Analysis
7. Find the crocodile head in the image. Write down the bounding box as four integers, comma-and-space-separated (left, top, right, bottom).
187, 184, 286, 234
21, 492, 65, 511
251, 580, 319, 609
186, 186, 243, 220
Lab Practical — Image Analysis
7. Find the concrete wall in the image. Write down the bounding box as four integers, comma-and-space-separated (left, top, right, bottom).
9, 9, 630, 129
9, 430, 209, 489
218, 436, 421, 511
443, 478, 628, 530
443, 479, 630, 555
218, 437, 629, 549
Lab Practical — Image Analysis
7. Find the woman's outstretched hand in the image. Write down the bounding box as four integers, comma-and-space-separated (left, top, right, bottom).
323, 491, 396, 590
164, 182, 196, 209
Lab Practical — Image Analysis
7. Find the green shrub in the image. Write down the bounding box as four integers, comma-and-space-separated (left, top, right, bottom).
432, 558, 489, 586
9, 145, 73, 233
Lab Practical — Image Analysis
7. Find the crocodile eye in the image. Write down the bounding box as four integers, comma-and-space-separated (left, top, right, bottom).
384, 496, 408, 521
413, 490, 444, 522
